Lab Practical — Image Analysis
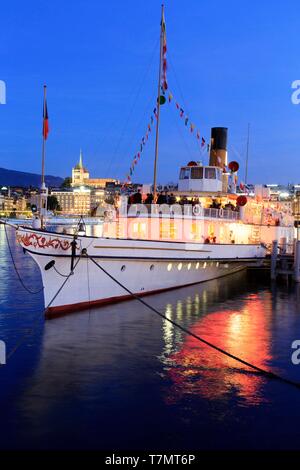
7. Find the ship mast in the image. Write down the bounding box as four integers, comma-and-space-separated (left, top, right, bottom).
40, 84, 49, 229
153, 4, 165, 201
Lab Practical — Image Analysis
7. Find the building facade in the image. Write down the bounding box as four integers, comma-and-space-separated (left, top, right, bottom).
71, 150, 117, 188
52, 188, 91, 215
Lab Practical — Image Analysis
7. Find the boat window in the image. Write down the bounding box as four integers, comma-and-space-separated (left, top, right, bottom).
179, 168, 191, 179
205, 168, 216, 179
191, 167, 203, 179
216, 168, 223, 180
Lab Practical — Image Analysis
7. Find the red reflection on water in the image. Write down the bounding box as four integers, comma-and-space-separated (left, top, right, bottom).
166, 295, 272, 405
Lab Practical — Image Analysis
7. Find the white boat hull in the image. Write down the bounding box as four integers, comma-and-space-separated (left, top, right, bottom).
16, 227, 266, 316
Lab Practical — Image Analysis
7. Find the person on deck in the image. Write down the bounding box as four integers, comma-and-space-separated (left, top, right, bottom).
157, 192, 167, 204
132, 189, 142, 204
145, 193, 154, 204
168, 193, 176, 205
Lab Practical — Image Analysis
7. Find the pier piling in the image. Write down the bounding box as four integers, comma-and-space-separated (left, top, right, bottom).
270, 238, 300, 283
271, 240, 278, 281
294, 240, 300, 283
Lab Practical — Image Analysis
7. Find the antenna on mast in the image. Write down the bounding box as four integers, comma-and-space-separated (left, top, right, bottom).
244, 122, 250, 184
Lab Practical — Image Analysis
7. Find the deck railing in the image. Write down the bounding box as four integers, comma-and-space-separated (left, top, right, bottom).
125, 204, 240, 221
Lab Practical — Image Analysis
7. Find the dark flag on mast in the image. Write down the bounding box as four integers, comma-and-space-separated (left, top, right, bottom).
43, 92, 49, 140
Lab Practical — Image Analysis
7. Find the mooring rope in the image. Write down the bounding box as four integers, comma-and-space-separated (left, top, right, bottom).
87, 253, 300, 391
0, 228, 82, 364
3, 223, 44, 295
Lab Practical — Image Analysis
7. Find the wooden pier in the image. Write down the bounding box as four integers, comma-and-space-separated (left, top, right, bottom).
270, 238, 300, 283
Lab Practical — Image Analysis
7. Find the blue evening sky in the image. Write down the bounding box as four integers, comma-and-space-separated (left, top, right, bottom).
0, 0, 299, 185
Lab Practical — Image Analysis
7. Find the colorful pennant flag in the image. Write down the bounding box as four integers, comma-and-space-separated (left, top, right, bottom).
161, 9, 168, 91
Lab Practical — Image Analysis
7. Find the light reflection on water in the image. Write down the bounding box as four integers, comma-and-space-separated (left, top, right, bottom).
162, 295, 272, 406
1, 225, 300, 449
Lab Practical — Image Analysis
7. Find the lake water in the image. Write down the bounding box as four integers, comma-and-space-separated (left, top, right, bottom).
1, 224, 300, 450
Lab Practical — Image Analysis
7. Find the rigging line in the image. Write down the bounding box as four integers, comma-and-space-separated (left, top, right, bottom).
87, 254, 300, 391
168, 51, 207, 145
229, 143, 243, 161
169, 103, 194, 160
53, 266, 71, 278
127, 90, 157, 152
2, 256, 82, 364
86, 256, 92, 316
3, 223, 44, 295
168, 50, 193, 119
105, 37, 160, 178
121, 90, 157, 183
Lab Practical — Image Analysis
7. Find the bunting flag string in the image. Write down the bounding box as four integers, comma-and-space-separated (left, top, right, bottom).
161, 8, 168, 91
122, 107, 157, 188
121, 89, 209, 188
167, 90, 208, 154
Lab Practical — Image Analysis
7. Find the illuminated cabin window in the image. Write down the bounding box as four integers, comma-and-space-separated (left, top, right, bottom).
167, 263, 172, 271
196, 262, 200, 269
133, 222, 147, 238
169, 221, 177, 239
178, 262, 183, 271
191, 222, 201, 240
219, 226, 225, 243
216, 262, 219, 267
187, 263, 191, 270
208, 223, 215, 238
160, 220, 177, 240
203, 262, 207, 269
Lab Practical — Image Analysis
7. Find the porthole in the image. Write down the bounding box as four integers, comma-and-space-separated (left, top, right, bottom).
150, 264, 155, 271
121, 265, 126, 272
178, 262, 183, 271
167, 263, 172, 271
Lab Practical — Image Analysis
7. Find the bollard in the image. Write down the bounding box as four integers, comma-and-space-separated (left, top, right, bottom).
271, 240, 278, 281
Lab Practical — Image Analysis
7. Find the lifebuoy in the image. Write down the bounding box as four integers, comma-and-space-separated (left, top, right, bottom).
193, 204, 202, 216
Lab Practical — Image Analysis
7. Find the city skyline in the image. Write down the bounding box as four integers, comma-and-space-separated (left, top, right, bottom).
1, 0, 300, 185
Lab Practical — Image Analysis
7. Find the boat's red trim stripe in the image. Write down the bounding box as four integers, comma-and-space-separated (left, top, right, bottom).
22, 246, 265, 262
45, 266, 245, 318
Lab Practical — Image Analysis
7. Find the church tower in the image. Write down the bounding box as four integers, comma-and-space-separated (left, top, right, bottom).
72, 150, 90, 186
